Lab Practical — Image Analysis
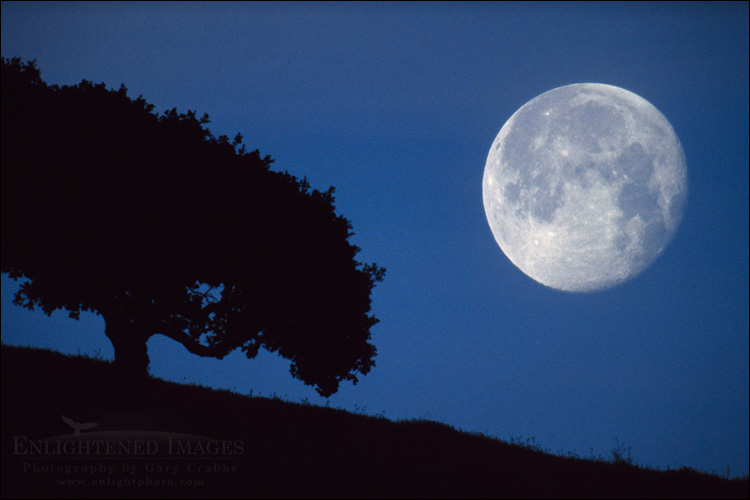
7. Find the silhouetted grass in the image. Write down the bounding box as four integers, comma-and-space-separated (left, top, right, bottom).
2, 344, 747, 499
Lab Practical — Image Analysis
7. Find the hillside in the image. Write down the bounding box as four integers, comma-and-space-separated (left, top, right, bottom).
2, 345, 747, 499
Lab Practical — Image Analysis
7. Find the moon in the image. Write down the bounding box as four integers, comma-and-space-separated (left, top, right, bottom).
482, 83, 687, 292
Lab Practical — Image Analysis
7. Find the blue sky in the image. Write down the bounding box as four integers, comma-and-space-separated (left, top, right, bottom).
2, 1, 748, 476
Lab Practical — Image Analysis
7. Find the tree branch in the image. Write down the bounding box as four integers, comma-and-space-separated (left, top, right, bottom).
157, 326, 231, 358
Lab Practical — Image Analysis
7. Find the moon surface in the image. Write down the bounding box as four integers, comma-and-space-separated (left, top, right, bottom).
483, 83, 687, 292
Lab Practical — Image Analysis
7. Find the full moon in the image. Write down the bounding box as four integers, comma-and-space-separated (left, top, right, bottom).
483, 83, 687, 292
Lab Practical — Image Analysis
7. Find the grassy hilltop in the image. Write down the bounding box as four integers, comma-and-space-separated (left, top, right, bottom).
2, 344, 747, 499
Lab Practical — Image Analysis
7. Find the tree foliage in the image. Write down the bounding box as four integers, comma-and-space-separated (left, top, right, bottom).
1, 57, 385, 396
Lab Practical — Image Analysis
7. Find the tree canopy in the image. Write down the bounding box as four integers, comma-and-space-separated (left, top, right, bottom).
1, 57, 385, 397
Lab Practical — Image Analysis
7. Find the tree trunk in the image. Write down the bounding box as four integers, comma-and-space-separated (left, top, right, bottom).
104, 319, 152, 386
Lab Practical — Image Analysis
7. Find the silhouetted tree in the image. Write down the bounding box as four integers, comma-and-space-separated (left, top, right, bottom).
1, 58, 385, 396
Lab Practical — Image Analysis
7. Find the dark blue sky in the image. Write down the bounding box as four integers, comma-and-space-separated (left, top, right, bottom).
2, 2, 748, 476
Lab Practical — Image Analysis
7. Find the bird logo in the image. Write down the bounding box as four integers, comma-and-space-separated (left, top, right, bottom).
61, 415, 98, 436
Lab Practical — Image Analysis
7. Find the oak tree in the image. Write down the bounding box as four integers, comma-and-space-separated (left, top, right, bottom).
1, 58, 384, 396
